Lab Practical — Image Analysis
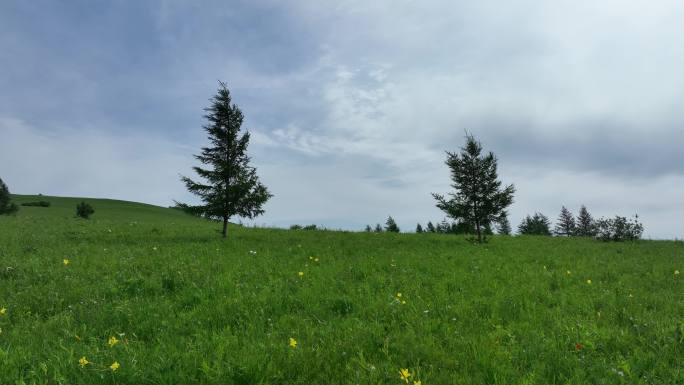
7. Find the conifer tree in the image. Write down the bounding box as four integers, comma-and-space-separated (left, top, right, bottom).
433, 134, 515, 243
374, 223, 383, 233
364, 224, 372, 232
518, 213, 551, 235
497, 213, 512, 235
416, 223, 424, 233
554, 206, 576, 236
575, 205, 596, 237
385, 216, 400, 233
0, 178, 18, 215
180, 81, 272, 238
426, 221, 436, 233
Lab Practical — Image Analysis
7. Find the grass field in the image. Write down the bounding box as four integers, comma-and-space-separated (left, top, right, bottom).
0, 195, 682, 385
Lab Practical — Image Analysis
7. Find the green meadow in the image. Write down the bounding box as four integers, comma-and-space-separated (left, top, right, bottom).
0, 195, 682, 385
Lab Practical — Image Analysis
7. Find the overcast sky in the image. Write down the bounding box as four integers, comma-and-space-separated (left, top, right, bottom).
2, 0, 684, 238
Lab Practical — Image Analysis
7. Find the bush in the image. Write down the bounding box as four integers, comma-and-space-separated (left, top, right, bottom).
303, 224, 317, 231
518, 213, 552, 235
21, 201, 51, 207
0, 177, 19, 215
289, 224, 303, 230
595, 215, 643, 242
76, 202, 95, 219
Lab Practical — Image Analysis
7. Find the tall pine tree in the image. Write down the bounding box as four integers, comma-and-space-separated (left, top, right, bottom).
426, 221, 436, 233
0, 178, 18, 215
385, 216, 400, 233
432, 134, 515, 243
496, 213, 512, 235
416, 223, 424, 233
180, 81, 272, 238
575, 205, 596, 236
554, 206, 576, 236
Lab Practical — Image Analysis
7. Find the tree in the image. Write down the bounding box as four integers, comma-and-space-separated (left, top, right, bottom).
374, 223, 383, 233
595, 214, 643, 242
497, 213, 512, 235
554, 206, 576, 236
426, 221, 436, 233
416, 223, 424, 233
385, 216, 400, 233
575, 205, 596, 237
518, 213, 551, 235
76, 202, 94, 219
364, 224, 372, 232
180, 81, 272, 238
0, 178, 18, 215
432, 134, 515, 243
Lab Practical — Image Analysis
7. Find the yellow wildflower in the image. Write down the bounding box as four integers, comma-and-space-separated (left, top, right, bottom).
314, 257, 319, 262
396, 292, 402, 298
289, 337, 297, 348
566, 270, 571, 275
63, 259, 70, 266
78, 356, 89, 367
108, 336, 119, 347
110, 361, 120, 371
414, 381, 422, 385
309, 256, 313, 260
586, 279, 592, 285
675, 270, 680, 275
399, 368, 411, 383
0, 307, 6, 316
298, 271, 304, 278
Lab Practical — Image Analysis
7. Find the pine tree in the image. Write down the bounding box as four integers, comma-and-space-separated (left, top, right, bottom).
433, 134, 515, 243
364, 224, 372, 232
575, 205, 596, 237
497, 213, 512, 235
374, 223, 383, 233
518, 213, 551, 235
416, 223, 424, 233
385, 216, 400, 233
426, 221, 436, 233
0, 178, 18, 215
554, 206, 576, 236
180, 81, 272, 238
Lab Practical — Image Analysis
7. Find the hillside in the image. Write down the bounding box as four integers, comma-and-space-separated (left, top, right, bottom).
0, 196, 682, 384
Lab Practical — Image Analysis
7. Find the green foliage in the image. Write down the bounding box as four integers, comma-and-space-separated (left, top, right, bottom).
554, 206, 576, 236
497, 213, 512, 235
180, 81, 272, 238
433, 134, 515, 243
384, 216, 400, 233
426, 221, 436, 233
0, 195, 681, 384
0, 177, 18, 215
595, 215, 644, 242
575, 205, 597, 237
290, 224, 303, 230
374, 223, 382, 233
519, 213, 552, 235
20, 201, 51, 207
364, 224, 372, 232
415, 223, 423, 233
75, 201, 94, 219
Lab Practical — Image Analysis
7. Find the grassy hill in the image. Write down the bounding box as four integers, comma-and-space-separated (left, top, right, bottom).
0, 195, 682, 384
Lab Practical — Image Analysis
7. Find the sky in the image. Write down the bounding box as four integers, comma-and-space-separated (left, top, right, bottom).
1, 0, 684, 238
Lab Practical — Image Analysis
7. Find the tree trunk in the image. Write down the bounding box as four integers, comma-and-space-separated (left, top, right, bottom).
475, 220, 482, 243
222, 217, 228, 238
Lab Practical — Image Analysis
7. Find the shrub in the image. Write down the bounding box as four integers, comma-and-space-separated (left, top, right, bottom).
518, 213, 552, 235
21, 201, 51, 207
289, 224, 303, 230
0, 177, 19, 215
76, 202, 95, 219
303, 224, 317, 231
595, 215, 643, 242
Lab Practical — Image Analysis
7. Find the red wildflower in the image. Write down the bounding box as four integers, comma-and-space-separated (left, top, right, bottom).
575, 343, 584, 351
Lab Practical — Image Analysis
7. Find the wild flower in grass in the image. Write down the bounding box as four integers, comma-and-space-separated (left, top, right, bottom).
108, 336, 119, 347
289, 337, 297, 348
110, 361, 120, 371
0, 307, 6, 316
675, 270, 680, 275
78, 356, 89, 368
399, 368, 411, 383
566, 270, 571, 275
396, 292, 402, 298
63, 259, 70, 266
413, 381, 422, 385
152, 246, 158, 251
575, 343, 584, 351
314, 257, 319, 262
298, 271, 304, 278
586, 279, 592, 285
